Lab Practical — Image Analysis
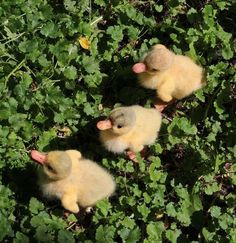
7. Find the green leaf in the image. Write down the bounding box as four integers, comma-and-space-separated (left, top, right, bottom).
187, 8, 198, 23
95, 225, 115, 243
218, 213, 232, 230
30, 215, 44, 228
222, 45, 234, 60
143, 192, 151, 204
41, 22, 59, 38
202, 227, 215, 241
166, 202, 177, 217
64, 66, 78, 80
149, 166, 162, 182
96, 199, 111, 217
165, 228, 181, 243
67, 214, 77, 222
125, 227, 141, 243
64, 0, 77, 12
107, 25, 124, 41
54, 112, 65, 123
168, 117, 198, 138
94, 0, 106, 7
35, 225, 54, 242
137, 204, 150, 221
83, 103, 95, 116
205, 182, 219, 195
175, 184, 190, 199
195, 89, 205, 102
0, 212, 14, 241
29, 197, 45, 214
57, 230, 75, 243
127, 26, 139, 40
215, 1, 230, 10
176, 207, 192, 226
13, 232, 30, 243
21, 72, 33, 88
3, 26, 18, 39
170, 33, 180, 44
146, 222, 165, 241
38, 55, 51, 67
82, 56, 100, 74
37, 129, 57, 150
210, 206, 221, 218
191, 194, 203, 211
120, 216, 136, 229
154, 5, 163, 13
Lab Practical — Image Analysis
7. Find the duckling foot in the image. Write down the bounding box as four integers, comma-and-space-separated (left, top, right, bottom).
126, 147, 149, 163
126, 150, 138, 162
153, 99, 175, 112
153, 100, 170, 112
154, 102, 169, 112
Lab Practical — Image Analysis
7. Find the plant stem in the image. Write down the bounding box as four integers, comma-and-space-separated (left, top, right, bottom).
4, 58, 26, 88
3, 32, 25, 45
90, 16, 103, 26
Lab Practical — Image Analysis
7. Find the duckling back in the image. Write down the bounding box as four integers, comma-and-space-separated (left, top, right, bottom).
70, 157, 116, 207
127, 105, 162, 146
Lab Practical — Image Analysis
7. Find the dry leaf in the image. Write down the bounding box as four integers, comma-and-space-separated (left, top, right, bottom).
98, 104, 103, 111
54, 126, 72, 138
79, 36, 90, 49
155, 212, 164, 220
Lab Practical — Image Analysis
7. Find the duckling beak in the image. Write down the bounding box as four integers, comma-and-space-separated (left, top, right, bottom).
132, 63, 147, 73
31, 150, 47, 165
96, 119, 112, 130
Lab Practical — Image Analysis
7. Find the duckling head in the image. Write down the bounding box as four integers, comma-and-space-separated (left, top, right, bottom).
132, 44, 174, 74
109, 107, 136, 135
97, 107, 136, 135
31, 150, 72, 180
145, 45, 174, 72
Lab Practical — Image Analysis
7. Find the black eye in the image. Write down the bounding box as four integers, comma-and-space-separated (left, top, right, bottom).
151, 68, 158, 71
46, 165, 54, 171
117, 125, 123, 129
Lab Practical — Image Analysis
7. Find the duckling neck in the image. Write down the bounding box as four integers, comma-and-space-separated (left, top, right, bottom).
139, 72, 163, 89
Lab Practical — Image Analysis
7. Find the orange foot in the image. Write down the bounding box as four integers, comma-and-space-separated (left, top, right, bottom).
126, 147, 149, 162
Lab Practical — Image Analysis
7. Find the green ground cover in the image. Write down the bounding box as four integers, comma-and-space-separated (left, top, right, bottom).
0, 0, 235, 242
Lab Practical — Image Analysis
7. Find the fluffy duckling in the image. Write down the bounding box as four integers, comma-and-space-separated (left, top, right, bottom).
132, 44, 206, 111
31, 150, 116, 213
97, 105, 162, 159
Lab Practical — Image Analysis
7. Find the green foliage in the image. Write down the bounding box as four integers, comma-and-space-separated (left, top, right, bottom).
0, 0, 235, 242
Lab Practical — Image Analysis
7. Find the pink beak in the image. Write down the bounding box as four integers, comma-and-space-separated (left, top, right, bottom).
31, 150, 47, 165
132, 63, 147, 73
96, 120, 113, 130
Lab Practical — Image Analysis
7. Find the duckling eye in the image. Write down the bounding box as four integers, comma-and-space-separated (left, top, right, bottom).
46, 165, 54, 171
